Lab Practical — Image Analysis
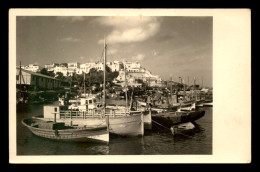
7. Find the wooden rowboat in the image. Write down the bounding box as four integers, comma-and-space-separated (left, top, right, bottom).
170, 122, 195, 136
22, 118, 109, 143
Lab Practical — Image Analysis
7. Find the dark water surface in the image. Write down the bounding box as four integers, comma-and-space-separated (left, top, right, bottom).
17, 102, 212, 155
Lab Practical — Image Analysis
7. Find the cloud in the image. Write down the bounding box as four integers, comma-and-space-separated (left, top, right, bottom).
132, 54, 145, 61
60, 37, 81, 42
79, 56, 84, 60
108, 48, 118, 55
95, 16, 160, 44
56, 16, 85, 22
152, 49, 158, 56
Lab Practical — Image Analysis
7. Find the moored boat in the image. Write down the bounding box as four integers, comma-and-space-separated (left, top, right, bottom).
151, 110, 205, 128
170, 122, 195, 136
142, 110, 152, 130
41, 103, 145, 137
108, 113, 144, 136
179, 102, 196, 111
22, 118, 109, 143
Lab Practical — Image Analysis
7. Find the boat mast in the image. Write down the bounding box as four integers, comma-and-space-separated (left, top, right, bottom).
89, 71, 92, 94
70, 76, 72, 94
103, 38, 106, 108
170, 82, 173, 97
83, 72, 86, 97
19, 61, 22, 93
124, 60, 128, 114
202, 76, 203, 89
192, 77, 194, 99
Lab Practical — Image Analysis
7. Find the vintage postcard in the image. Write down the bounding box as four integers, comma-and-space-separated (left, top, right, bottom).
9, 8, 251, 163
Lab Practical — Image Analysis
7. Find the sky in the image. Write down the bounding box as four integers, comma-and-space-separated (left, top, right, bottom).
16, 16, 212, 87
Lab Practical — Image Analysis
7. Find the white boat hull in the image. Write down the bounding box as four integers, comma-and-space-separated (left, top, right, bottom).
204, 102, 213, 107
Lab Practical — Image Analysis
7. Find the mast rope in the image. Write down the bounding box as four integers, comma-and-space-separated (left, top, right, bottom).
152, 120, 193, 138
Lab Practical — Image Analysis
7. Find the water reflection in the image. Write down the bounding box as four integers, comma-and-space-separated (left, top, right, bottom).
109, 136, 144, 155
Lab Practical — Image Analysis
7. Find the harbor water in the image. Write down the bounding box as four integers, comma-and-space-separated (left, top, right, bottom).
17, 102, 212, 155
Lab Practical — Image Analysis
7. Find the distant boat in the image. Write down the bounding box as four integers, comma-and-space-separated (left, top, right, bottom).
203, 99, 213, 107
195, 99, 205, 107
179, 102, 196, 111
203, 102, 213, 107
137, 100, 146, 107
22, 118, 109, 143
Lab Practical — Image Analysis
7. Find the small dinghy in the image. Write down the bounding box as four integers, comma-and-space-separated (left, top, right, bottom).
22, 118, 109, 143
203, 102, 213, 107
170, 122, 195, 136
179, 102, 196, 111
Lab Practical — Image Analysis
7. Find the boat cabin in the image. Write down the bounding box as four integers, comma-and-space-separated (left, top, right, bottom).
67, 97, 102, 111
44, 105, 60, 119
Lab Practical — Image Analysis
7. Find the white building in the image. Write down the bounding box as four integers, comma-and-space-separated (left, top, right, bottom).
93, 62, 104, 71
107, 61, 123, 72
44, 63, 59, 72
67, 62, 80, 76
54, 66, 68, 76
79, 62, 104, 74
125, 61, 141, 69
115, 63, 163, 87
80, 63, 90, 74
68, 62, 80, 69
21, 64, 40, 72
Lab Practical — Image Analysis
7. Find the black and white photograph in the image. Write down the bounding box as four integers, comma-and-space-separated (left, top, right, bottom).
9, 9, 250, 163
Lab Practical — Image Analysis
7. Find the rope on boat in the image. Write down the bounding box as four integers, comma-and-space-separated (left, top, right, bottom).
152, 120, 193, 138
94, 119, 107, 128
152, 120, 170, 130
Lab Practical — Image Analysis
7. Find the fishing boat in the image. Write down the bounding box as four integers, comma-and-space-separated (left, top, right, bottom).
108, 112, 144, 136
22, 117, 109, 143
38, 104, 144, 137
171, 97, 193, 108
137, 98, 195, 113
100, 41, 144, 136
105, 104, 151, 130
151, 109, 205, 128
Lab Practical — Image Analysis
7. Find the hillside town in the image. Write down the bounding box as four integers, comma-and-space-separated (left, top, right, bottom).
18, 60, 164, 88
